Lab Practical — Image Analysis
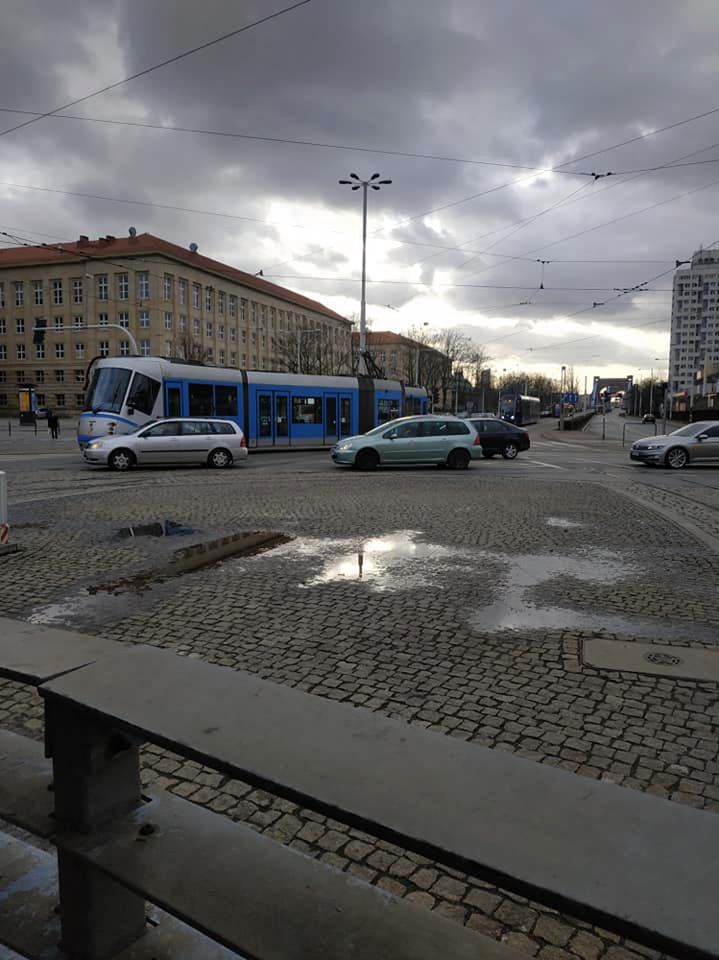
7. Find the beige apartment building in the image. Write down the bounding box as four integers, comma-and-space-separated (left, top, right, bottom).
0, 231, 352, 414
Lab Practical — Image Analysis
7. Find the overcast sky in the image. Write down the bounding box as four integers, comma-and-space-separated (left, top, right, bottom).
2, 0, 719, 384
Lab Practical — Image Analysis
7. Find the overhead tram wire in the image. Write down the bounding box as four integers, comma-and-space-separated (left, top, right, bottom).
0, 2, 313, 139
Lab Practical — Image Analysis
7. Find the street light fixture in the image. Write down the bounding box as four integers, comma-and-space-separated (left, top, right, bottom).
339, 172, 392, 375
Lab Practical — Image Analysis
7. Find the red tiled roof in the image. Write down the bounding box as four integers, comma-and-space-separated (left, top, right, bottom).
352, 331, 422, 348
0, 232, 349, 325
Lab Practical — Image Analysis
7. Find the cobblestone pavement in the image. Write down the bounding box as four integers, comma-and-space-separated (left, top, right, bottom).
2, 459, 718, 959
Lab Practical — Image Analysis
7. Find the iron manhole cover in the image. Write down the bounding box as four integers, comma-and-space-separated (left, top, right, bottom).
644, 651, 683, 667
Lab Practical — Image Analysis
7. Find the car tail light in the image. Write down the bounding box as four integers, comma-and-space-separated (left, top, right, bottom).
240, 434, 247, 448
473, 433, 482, 446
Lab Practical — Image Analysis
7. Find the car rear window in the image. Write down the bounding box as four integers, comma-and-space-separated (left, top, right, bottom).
445, 421, 470, 435
210, 422, 236, 435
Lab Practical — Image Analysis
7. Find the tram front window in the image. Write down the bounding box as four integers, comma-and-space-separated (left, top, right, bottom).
86, 367, 132, 413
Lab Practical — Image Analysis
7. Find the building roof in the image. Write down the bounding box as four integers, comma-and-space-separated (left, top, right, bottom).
0, 232, 349, 326
352, 331, 425, 349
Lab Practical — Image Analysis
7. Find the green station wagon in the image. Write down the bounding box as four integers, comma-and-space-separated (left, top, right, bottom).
330, 415, 482, 470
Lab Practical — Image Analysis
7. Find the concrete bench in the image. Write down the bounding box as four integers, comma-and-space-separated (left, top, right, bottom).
0, 625, 520, 959
39, 643, 719, 959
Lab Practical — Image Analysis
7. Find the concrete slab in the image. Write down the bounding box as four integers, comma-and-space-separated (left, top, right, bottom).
583, 637, 719, 682
0, 730, 54, 838
0, 617, 117, 684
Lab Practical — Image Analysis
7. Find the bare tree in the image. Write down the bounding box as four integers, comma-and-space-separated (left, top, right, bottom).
275, 329, 352, 375
176, 336, 209, 363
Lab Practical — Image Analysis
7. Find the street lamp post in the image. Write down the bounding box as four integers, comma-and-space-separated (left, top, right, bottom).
339, 173, 392, 375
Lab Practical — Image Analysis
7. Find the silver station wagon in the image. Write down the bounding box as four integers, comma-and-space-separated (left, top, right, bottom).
83, 418, 248, 470
331, 415, 482, 470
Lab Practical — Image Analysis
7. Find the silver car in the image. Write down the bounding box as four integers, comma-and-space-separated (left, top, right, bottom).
330, 415, 482, 470
83, 418, 248, 470
630, 420, 719, 469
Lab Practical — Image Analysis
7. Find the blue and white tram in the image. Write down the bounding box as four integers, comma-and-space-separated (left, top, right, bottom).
77, 357, 428, 449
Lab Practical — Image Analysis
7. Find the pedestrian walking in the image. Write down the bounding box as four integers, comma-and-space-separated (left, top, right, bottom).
48, 412, 60, 440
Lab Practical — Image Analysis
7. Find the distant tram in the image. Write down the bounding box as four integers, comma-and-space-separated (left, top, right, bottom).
77, 357, 427, 448
498, 393, 540, 426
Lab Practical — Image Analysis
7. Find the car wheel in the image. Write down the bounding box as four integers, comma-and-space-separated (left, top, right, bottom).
482, 451, 496, 459
355, 448, 379, 471
208, 448, 232, 468
502, 441, 519, 460
447, 448, 470, 470
665, 446, 688, 470
108, 449, 134, 471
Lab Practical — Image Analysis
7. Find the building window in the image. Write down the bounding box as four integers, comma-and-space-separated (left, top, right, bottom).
193, 317, 200, 335
206, 321, 213, 337
240, 299, 246, 321
55, 343, 64, 359
140, 339, 150, 356
241, 330, 247, 343
14, 282, 24, 306
0, 319, 5, 335
218, 291, 225, 315
15, 370, 25, 382
75, 394, 84, 407
230, 326, 236, 342
165, 341, 173, 357
251, 302, 257, 323
0, 283, 4, 307
99, 340, 109, 358
137, 272, 150, 299
17, 344, 26, 360
218, 349, 225, 365
229, 295, 237, 318
73, 278, 83, 304
118, 312, 129, 328
218, 324, 224, 340
205, 287, 213, 311
117, 273, 129, 300
55, 369, 65, 382
33, 370, 43, 383
34, 280, 44, 305
230, 351, 236, 365
52, 279, 63, 305
36, 392, 45, 405
164, 312, 173, 330
97, 275, 108, 300
260, 304, 267, 324
98, 313, 108, 326
139, 311, 150, 328
54, 316, 64, 329
75, 343, 85, 359
179, 315, 187, 333
178, 279, 187, 305
35, 343, 45, 359
192, 284, 201, 309
16, 317, 24, 334
206, 347, 214, 362
120, 341, 130, 356
0, 394, 6, 407
75, 369, 84, 383
163, 274, 173, 300
73, 315, 83, 328
55, 394, 65, 407
0, 346, 7, 360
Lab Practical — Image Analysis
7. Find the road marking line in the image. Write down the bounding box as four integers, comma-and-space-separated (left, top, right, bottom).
523, 459, 565, 470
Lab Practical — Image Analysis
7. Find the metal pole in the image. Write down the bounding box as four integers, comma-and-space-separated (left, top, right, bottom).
358, 182, 368, 374
649, 369, 654, 414
0, 471, 7, 541
559, 365, 566, 431
297, 330, 301, 374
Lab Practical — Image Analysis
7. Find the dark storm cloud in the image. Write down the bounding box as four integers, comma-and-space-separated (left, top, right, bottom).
3, 0, 719, 370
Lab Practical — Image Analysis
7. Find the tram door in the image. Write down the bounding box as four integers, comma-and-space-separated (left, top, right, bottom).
256, 390, 290, 446
165, 380, 183, 418
339, 394, 352, 438
324, 394, 339, 443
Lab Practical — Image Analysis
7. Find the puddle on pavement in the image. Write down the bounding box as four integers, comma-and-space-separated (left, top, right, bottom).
117, 520, 195, 539
472, 549, 718, 642
27, 531, 292, 627
284, 531, 472, 591
545, 517, 582, 529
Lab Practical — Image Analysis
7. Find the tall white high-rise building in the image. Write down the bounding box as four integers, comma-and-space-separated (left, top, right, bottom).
669, 249, 719, 395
